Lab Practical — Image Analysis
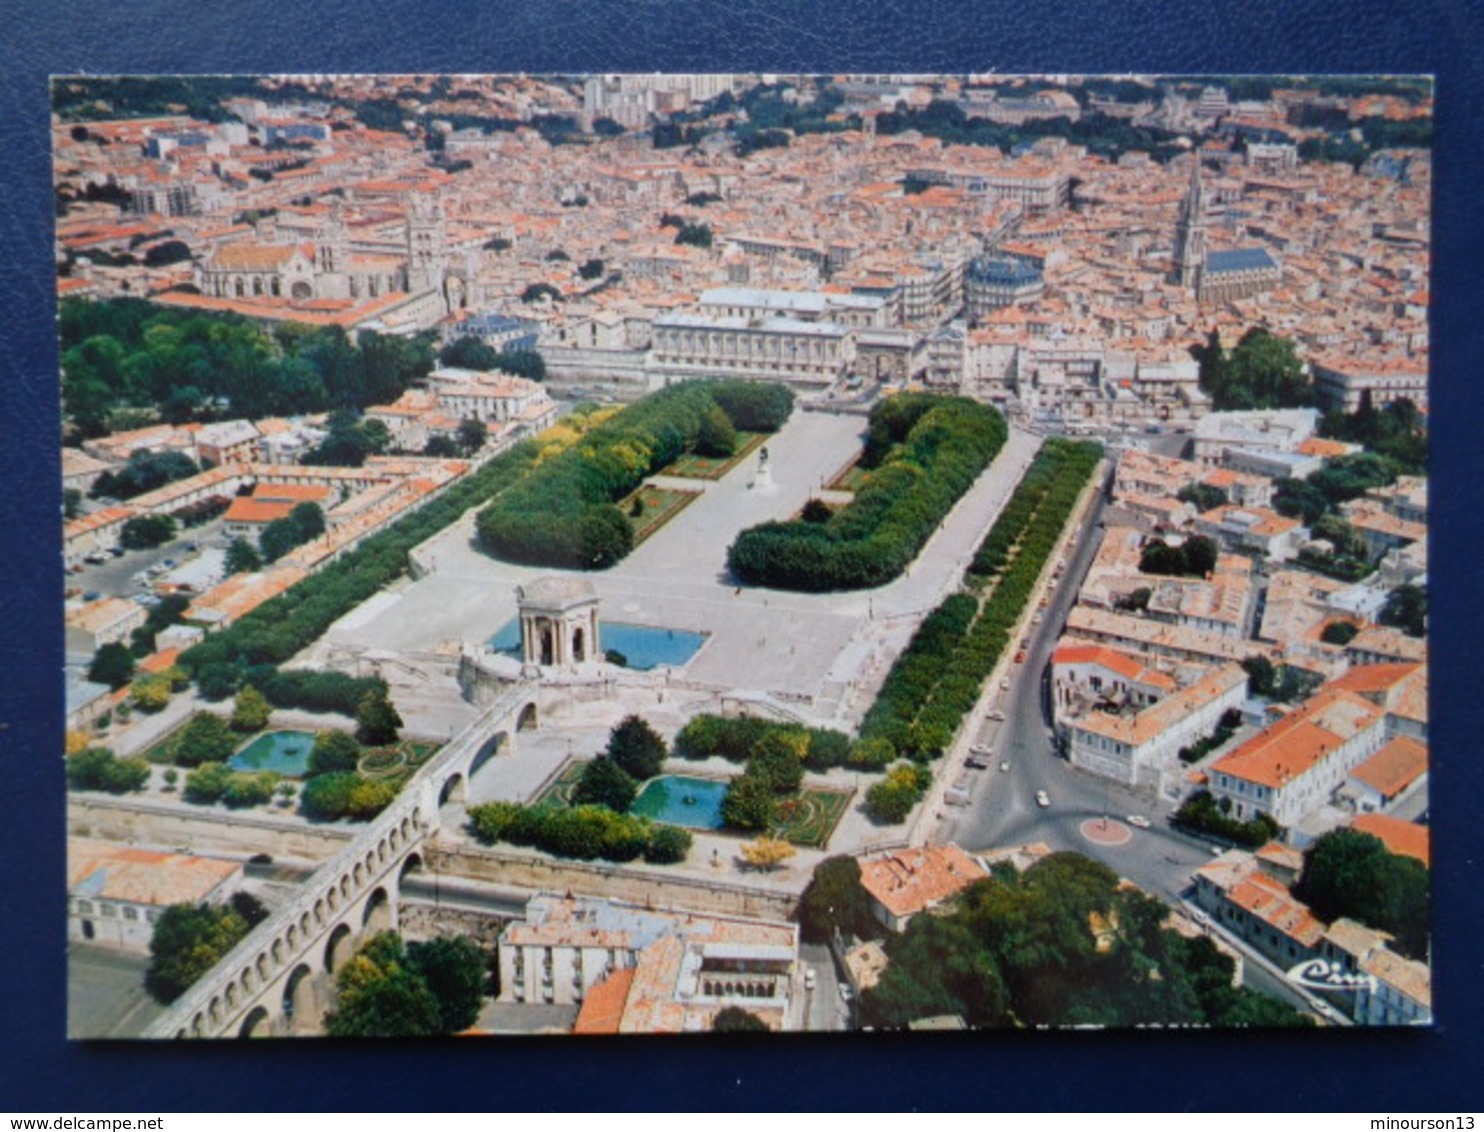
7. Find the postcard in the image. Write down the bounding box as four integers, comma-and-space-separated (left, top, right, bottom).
56, 72, 1431, 1039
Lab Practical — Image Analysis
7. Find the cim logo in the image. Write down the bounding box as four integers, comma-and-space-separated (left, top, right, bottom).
1285, 957, 1377, 995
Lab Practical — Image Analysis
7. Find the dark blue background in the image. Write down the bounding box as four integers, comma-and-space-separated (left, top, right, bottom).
3, 0, 1481, 1112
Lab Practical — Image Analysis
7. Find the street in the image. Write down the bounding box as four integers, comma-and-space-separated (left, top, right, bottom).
939, 485, 1212, 906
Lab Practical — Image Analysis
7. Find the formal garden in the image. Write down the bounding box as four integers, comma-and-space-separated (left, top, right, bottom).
475, 380, 794, 570
661, 429, 769, 479
726, 394, 1008, 592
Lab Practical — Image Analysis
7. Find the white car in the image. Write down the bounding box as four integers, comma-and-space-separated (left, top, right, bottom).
1035, 790, 1050, 808
1126, 815, 1151, 829
986, 709, 1006, 721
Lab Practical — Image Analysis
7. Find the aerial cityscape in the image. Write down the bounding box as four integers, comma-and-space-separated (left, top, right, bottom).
56, 72, 1431, 1038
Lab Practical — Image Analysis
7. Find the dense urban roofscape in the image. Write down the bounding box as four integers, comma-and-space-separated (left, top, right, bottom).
57, 73, 1429, 1039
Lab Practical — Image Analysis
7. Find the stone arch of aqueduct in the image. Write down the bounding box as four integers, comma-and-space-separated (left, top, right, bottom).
143, 685, 538, 1039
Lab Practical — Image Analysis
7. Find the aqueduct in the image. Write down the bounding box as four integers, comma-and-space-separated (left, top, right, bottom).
143, 683, 537, 1039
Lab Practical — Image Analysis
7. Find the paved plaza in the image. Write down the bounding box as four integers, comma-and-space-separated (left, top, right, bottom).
323, 410, 1041, 721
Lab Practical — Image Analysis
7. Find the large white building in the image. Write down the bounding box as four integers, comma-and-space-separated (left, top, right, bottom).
68, 841, 244, 953
1206, 687, 1390, 828
649, 312, 854, 385
1062, 662, 1248, 786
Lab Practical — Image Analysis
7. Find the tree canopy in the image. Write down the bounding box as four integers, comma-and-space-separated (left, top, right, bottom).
1196, 327, 1313, 411
1379, 583, 1427, 638
571, 756, 638, 813
605, 714, 668, 781
796, 856, 876, 944
1292, 829, 1430, 959
858, 851, 1311, 1029
60, 299, 436, 438
146, 902, 253, 1003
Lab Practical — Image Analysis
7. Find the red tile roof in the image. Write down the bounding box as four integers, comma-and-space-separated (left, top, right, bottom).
1352, 813, 1430, 868
573, 967, 635, 1036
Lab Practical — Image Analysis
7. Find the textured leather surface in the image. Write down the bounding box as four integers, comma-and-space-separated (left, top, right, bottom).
1, 0, 1480, 1110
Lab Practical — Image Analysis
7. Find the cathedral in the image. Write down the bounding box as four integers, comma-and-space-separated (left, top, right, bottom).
194, 193, 476, 324
1171, 161, 1282, 304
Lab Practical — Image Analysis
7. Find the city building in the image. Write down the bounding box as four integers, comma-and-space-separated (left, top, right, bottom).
856, 844, 988, 932
1206, 687, 1389, 828
68, 841, 244, 952
500, 894, 799, 1033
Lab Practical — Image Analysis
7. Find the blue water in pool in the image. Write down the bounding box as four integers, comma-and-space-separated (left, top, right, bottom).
229, 729, 318, 776
488, 619, 705, 670
631, 775, 729, 830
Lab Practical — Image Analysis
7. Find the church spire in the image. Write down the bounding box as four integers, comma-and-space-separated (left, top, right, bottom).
1173, 158, 1208, 291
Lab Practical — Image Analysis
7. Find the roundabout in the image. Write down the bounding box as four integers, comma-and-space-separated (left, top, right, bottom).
1079, 816, 1132, 847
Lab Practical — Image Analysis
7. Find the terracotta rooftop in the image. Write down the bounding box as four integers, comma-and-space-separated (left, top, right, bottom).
68, 840, 241, 906
1211, 688, 1383, 790
1352, 813, 1430, 868
572, 967, 635, 1036
858, 844, 987, 921
1349, 736, 1428, 800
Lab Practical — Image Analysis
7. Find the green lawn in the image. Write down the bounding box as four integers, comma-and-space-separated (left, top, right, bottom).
623, 484, 702, 545
827, 461, 870, 493
531, 759, 587, 807
662, 431, 769, 480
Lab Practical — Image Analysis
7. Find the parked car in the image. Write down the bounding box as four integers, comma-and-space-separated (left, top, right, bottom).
1127, 815, 1151, 829
1014, 650, 1026, 664
804, 969, 816, 991
999, 761, 1010, 773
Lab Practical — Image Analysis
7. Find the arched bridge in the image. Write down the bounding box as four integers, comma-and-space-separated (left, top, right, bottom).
143, 683, 538, 1039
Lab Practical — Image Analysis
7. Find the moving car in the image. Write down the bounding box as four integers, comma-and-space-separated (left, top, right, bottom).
1035, 790, 1050, 808
1126, 815, 1151, 829
999, 761, 1010, 773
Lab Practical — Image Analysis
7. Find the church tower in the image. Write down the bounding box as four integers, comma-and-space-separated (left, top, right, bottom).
406, 191, 447, 294
1172, 159, 1208, 292
318, 199, 349, 277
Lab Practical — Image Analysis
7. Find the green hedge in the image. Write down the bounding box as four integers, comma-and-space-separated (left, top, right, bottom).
298, 771, 400, 821
861, 438, 1101, 764
865, 762, 932, 824
476, 381, 793, 570
1172, 790, 1281, 848
672, 713, 854, 772
467, 801, 692, 864
726, 395, 1007, 591
66, 747, 150, 794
